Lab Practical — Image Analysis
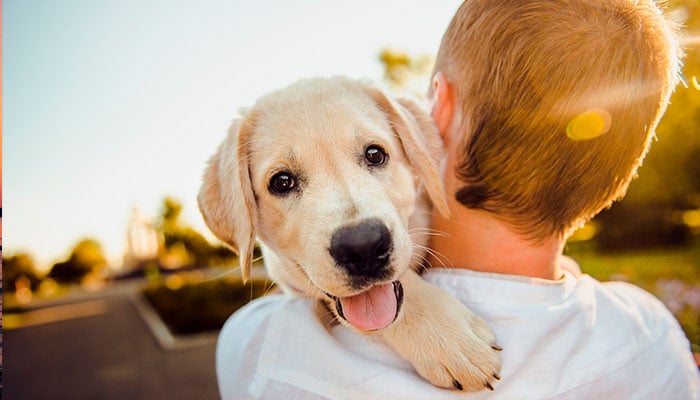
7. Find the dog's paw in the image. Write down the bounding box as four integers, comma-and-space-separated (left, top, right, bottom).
382, 272, 502, 392
412, 302, 502, 392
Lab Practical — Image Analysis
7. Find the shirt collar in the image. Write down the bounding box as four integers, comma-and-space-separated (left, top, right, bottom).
421, 257, 581, 308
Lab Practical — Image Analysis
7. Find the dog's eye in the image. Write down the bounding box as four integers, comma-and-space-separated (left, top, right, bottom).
365, 145, 387, 166
269, 172, 296, 195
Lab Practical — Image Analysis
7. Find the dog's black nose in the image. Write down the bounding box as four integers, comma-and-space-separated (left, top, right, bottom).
329, 218, 393, 278
330, 219, 392, 278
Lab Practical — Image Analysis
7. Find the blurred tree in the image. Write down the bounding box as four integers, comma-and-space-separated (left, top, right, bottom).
594, 1, 700, 249
161, 197, 183, 233
48, 239, 107, 284
624, 1, 700, 205
379, 48, 433, 94
157, 196, 236, 269
2, 253, 42, 292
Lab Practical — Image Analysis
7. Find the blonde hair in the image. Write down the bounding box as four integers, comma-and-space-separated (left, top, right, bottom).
433, 0, 682, 240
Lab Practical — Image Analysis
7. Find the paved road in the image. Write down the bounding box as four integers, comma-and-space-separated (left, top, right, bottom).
4, 283, 221, 400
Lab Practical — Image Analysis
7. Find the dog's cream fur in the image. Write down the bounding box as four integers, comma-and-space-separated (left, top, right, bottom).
199, 77, 501, 391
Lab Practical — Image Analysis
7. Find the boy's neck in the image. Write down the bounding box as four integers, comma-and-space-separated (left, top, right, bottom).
428, 85, 565, 280
428, 206, 565, 281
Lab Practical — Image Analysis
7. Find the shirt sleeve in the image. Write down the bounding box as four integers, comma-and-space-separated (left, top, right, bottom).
216, 294, 286, 400
601, 281, 700, 399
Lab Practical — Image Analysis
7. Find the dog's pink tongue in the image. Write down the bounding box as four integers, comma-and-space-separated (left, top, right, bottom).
340, 283, 397, 331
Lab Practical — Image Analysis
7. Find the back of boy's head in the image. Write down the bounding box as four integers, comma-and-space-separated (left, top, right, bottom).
433, 0, 682, 240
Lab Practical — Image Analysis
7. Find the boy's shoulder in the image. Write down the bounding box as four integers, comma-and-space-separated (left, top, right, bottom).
586, 275, 681, 336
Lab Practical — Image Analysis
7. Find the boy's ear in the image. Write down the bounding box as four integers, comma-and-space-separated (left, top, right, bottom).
198, 116, 258, 282
429, 72, 456, 146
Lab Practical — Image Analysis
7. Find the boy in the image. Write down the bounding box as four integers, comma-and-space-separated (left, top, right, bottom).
216, 1, 699, 398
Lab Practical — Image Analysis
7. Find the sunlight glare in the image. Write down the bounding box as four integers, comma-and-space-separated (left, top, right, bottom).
691, 76, 700, 91
683, 209, 700, 228
681, 33, 700, 47
566, 108, 611, 141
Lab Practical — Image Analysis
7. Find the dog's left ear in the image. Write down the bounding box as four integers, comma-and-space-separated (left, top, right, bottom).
365, 86, 451, 218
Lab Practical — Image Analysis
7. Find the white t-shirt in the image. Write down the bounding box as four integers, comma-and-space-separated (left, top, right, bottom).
216, 262, 699, 399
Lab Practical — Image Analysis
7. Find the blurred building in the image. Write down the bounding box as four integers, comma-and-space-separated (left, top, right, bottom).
122, 208, 160, 273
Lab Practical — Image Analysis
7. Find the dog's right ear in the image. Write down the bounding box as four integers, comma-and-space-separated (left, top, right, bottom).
363, 86, 451, 219
198, 117, 258, 282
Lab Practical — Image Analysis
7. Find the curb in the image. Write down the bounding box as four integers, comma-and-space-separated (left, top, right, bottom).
129, 292, 219, 351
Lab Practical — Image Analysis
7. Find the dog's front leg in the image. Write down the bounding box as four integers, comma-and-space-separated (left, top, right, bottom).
379, 269, 502, 391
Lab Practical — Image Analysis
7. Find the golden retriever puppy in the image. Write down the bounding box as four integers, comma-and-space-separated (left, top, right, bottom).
198, 76, 501, 391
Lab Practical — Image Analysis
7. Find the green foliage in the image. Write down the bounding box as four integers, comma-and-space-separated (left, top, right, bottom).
623, 68, 700, 208
630, 0, 700, 203
157, 196, 236, 269
588, 1, 700, 249
160, 197, 183, 232
48, 239, 107, 284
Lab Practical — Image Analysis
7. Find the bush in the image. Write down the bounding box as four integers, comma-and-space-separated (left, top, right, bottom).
143, 274, 274, 335
48, 239, 107, 284
594, 202, 690, 252
2, 253, 42, 292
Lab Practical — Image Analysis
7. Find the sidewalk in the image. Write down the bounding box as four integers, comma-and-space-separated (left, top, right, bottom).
3, 280, 221, 399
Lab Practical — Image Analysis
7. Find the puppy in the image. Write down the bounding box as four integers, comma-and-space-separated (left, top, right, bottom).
199, 76, 501, 391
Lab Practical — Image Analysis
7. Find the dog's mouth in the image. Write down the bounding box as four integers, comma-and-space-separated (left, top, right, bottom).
329, 280, 403, 331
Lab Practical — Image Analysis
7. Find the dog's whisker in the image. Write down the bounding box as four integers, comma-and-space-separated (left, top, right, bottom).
413, 243, 453, 269
409, 233, 450, 243
263, 278, 278, 295
424, 247, 452, 270
408, 226, 447, 233
297, 272, 318, 296
411, 253, 434, 273
410, 245, 434, 267
431, 255, 452, 270
203, 265, 241, 282
408, 228, 451, 240
408, 227, 449, 235
204, 252, 266, 282
266, 262, 316, 297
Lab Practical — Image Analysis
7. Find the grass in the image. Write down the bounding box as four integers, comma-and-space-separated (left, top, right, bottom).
564, 238, 700, 353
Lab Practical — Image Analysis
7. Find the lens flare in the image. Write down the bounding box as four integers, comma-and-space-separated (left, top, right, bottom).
566, 108, 611, 141
691, 76, 700, 91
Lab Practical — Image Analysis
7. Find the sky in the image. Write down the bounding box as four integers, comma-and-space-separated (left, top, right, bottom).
4, 0, 461, 271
